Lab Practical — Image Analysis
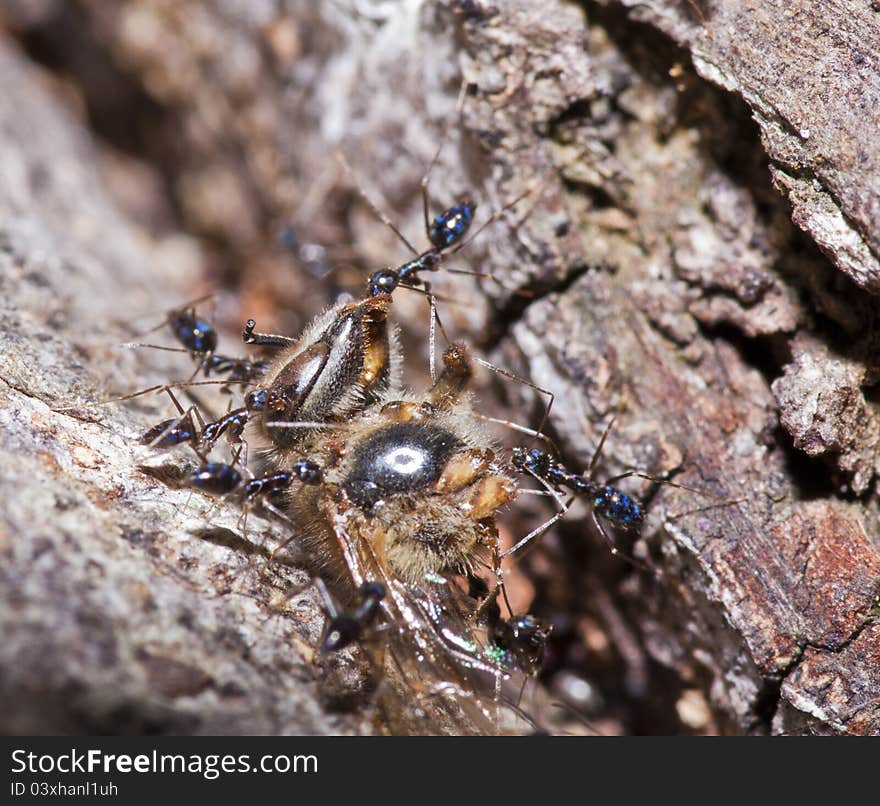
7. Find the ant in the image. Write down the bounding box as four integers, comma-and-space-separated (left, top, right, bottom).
352, 156, 536, 311
364, 197, 477, 298
476, 577, 552, 677
185, 459, 323, 501
126, 295, 268, 392
314, 578, 387, 653
182, 456, 324, 557
504, 419, 737, 564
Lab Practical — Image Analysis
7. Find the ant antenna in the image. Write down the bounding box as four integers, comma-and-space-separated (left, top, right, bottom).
472, 355, 555, 447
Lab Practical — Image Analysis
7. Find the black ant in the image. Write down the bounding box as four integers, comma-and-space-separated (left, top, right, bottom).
504, 420, 737, 564
183, 457, 324, 552
126, 295, 268, 392
483, 592, 552, 677
185, 459, 323, 501
365, 198, 477, 298
315, 579, 387, 653
511, 446, 645, 534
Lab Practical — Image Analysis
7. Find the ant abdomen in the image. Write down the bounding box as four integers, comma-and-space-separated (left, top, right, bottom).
138, 411, 198, 451
428, 200, 476, 249
590, 486, 643, 531
168, 308, 218, 356
186, 462, 243, 496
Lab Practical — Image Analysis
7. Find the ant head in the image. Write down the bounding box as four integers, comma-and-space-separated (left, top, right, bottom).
245, 389, 268, 411
368, 268, 399, 296
428, 199, 476, 250
320, 615, 360, 653
490, 613, 551, 675
508, 614, 552, 645
512, 446, 552, 476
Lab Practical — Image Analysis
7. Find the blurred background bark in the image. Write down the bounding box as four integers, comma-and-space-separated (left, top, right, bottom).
1, 0, 878, 734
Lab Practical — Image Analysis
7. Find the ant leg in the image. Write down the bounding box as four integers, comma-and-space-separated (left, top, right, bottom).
159, 386, 211, 435
398, 282, 461, 308
589, 509, 657, 576
262, 534, 299, 578
424, 286, 452, 384
475, 414, 558, 453
588, 416, 617, 478
472, 580, 501, 622
128, 292, 218, 337
500, 501, 572, 560
502, 458, 573, 560
428, 343, 474, 409
121, 342, 189, 355
601, 469, 746, 515
260, 504, 306, 576
428, 293, 438, 383
235, 505, 250, 543
313, 577, 341, 620
449, 181, 544, 256
162, 386, 186, 416
242, 319, 296, 349
443, 266, 534, 299
55, 379, 246, 412
447, 145, 590, 260
336, 152, 419, 255
603, 468, 724, 498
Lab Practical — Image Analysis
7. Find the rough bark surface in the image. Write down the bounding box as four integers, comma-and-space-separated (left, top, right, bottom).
1, 0, 879, 735
0, 31, 370, 736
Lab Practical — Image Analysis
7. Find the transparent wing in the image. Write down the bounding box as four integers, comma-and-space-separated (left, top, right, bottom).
325, 497, 532, 735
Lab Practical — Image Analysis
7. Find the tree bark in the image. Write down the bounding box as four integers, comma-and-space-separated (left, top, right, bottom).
2, 0, 878, 734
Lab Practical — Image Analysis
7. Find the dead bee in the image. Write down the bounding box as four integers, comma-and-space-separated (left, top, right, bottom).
206, 293, 535, 732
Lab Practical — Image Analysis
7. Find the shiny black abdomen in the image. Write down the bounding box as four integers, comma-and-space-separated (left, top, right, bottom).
343, 422, 461, 510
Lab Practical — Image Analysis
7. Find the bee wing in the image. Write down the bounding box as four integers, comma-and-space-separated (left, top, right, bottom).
325, 499, 528, 735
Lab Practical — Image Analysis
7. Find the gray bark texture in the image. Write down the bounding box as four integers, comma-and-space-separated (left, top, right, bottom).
1, 0, 878, 735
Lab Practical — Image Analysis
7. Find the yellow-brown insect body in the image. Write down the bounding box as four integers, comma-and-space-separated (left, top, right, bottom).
314, 394, 516, 586
248, 297, 522, 732
254, 294, 400, 452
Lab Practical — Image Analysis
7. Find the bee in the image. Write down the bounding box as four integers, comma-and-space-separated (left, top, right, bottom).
181, 292, 540, 733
